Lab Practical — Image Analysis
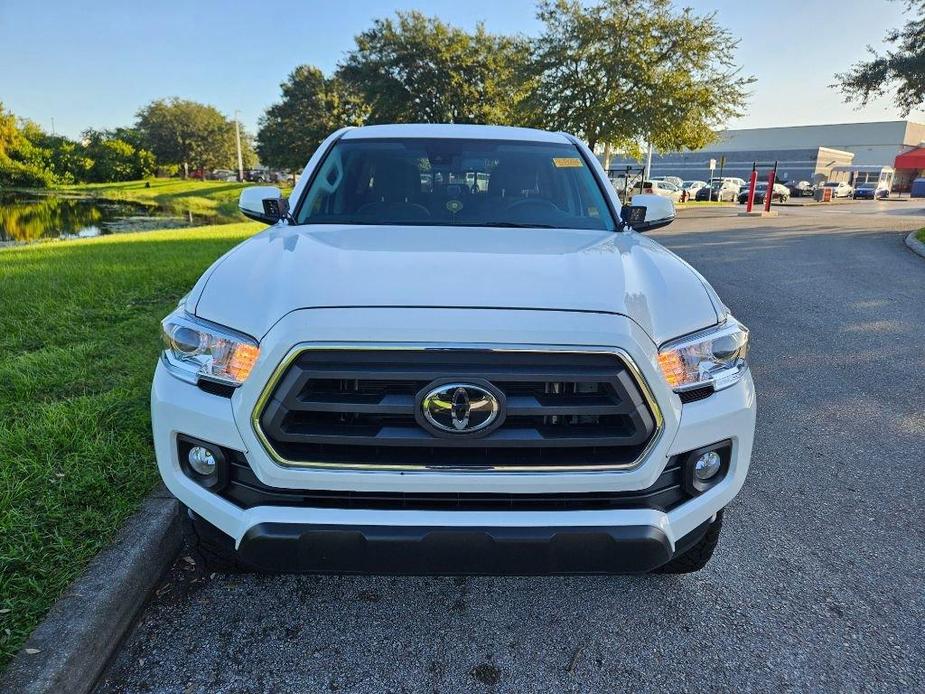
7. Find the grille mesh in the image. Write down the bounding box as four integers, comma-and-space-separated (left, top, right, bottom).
257, 350, 658, 469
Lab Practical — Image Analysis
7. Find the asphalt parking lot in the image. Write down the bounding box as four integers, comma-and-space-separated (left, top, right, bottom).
99, 201, 925, 693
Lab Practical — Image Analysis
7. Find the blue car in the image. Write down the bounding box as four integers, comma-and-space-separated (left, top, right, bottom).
853, 183, 889, 199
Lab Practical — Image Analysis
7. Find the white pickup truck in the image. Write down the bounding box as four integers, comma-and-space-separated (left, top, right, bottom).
153, 124, 756, 574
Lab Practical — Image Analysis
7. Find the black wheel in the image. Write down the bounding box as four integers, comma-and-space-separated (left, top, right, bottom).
656, 511, 724, 574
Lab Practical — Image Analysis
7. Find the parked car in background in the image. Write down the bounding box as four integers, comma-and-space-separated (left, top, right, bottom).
211, 169, 238, 182
642, 180, 682, 202
822, 181, 854, 198
681, 180, 707, 197
786, 180, 815, 197
737, 182, 790, 205
649, 175, 684, 188
608, 172, 643, 194
852, 182, 889, 199
696, 180, 738, 202
711, 177, 746, 189
245, 170, 271, 183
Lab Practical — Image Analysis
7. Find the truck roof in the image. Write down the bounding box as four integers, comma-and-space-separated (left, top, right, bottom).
340, 123, 573, 143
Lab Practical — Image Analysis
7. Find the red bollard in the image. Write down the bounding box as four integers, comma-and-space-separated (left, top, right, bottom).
764, 166, 776, 213
746, 169, 758, 213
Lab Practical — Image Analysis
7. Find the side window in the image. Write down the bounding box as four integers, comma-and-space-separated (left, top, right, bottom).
303, 150, 344, 215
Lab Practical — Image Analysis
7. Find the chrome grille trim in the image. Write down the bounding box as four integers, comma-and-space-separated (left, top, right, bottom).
251, 344, 665, 472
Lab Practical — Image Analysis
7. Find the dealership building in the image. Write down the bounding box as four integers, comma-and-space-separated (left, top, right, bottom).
607, 120, 925, 190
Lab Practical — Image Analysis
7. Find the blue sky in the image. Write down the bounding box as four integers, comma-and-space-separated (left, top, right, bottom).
2, 0, 922, 139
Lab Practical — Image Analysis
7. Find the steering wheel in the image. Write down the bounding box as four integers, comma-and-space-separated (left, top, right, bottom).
504, 197, 562, 214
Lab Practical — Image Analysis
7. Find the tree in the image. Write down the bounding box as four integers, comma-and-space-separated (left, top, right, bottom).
337, 11, 527, 124
135, 98, 253, 176
25, 128, 93, 184
519, 0, 752, 159
834, 1, 925, 116
81, 129, 156, 182
0, 104, 56, 187
257, 66, 367, 170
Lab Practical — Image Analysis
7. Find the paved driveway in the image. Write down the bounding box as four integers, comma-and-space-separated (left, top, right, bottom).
99, 203, 925, 693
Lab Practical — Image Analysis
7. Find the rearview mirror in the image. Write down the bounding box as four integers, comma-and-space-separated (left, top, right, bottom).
239, 186, 288, 224
625, 193, 675, 232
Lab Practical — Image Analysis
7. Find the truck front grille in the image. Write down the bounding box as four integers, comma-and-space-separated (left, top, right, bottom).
255, 349, 659, 470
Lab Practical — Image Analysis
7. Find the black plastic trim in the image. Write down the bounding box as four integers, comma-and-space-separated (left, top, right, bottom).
236, 522, 673, 575
219, 450, 688, 512
197, 379, 236, 398
678, 386, 714, 404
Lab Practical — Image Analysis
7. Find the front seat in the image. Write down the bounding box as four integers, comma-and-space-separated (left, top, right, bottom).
357, 159, 430, 221
487, 157, 540, 199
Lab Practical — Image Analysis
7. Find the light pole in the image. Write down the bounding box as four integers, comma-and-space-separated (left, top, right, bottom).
234, 110, 244, 182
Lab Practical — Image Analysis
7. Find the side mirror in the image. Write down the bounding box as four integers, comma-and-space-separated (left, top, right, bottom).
625, 193, 675, 232
239, 186, 289, 224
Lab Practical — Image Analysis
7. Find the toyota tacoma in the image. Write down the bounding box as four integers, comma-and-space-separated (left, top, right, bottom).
153, 124, 756, 574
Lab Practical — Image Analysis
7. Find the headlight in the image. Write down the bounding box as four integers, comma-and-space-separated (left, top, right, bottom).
161, 311, 259, 386
657, 319, 749, 392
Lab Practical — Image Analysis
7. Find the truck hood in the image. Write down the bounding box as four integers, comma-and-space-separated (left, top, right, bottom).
191, 224, 721, 344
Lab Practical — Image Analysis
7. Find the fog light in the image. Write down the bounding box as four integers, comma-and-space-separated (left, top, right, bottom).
694, 450, 722, 480
187, 446, 217, 476
681, 441, 730, 496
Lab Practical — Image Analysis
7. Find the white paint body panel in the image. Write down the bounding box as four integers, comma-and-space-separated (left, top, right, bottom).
192, 224, 719, 344
153, 124, 757, 559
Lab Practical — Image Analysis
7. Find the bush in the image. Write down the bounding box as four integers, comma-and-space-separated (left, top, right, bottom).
0, 157, 55, 187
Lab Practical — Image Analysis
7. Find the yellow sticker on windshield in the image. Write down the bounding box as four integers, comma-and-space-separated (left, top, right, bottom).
552, 157, 583, 168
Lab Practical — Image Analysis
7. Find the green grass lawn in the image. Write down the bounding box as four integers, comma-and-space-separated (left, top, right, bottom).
55, 178, 291, 223
0, 222, 261, 668
917, 227, 925, 243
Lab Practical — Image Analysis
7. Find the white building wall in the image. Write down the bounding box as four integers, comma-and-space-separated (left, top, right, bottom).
709, 121, 923, 167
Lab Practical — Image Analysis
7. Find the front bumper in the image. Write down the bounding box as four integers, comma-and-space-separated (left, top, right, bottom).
192, 510, 717, 574
153, 308, 756, 573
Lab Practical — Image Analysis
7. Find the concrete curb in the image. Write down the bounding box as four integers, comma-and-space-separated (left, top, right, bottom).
0, 485, 183, 694
904, 230, 925, 259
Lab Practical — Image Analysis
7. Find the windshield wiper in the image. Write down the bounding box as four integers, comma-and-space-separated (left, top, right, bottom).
466, 221, 556, 228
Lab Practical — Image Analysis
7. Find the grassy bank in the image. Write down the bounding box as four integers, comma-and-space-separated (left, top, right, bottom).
55, 178, 257, 222
917, 227, 925, 243
0, 222, 261, 668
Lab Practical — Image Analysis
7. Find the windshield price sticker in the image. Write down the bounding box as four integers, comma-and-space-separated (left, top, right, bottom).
552, 157, 583, 168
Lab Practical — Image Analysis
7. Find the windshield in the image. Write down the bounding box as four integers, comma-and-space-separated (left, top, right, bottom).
296, 138, 616, 230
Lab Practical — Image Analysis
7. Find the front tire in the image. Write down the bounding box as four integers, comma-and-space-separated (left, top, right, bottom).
186, 508, 253, 572
656, 511, 724, 573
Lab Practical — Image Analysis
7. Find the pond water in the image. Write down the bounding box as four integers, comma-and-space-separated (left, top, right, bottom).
0, 191, 206, 244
